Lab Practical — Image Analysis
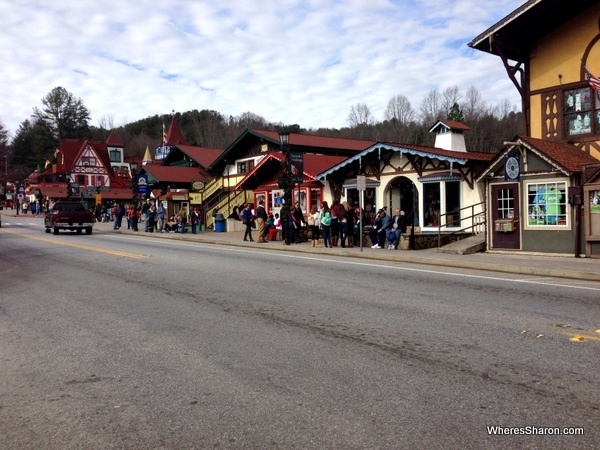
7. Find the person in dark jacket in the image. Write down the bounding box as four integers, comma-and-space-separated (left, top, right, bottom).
255, 200, 268, 242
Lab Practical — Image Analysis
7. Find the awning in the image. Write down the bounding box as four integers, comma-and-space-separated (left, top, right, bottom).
343, 178, 381, 189
418, 172, 461, 183
38, 185, 69, 199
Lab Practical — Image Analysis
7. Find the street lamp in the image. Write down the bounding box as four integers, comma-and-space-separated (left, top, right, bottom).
278, 130, 292, 245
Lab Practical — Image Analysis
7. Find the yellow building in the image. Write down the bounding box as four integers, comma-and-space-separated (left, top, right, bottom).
470, 0, 600, 257
470, 0, 600, 160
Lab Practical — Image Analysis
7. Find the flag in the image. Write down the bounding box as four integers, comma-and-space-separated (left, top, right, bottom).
584, 67, 600, 92
44, 159, 51, 169
162, 123, 168, 144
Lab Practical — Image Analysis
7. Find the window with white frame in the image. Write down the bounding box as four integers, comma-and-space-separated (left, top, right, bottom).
526, 181, 568, 227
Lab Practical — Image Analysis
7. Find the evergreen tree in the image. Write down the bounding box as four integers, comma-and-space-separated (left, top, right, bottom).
447, 102, 465, 123
33, 86, 91, 141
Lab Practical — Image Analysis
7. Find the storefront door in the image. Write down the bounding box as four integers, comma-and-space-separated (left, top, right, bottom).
491, 183, 520, 249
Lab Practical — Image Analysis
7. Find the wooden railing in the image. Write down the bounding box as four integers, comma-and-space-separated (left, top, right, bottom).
202, 177, 224, 200
437, 201, 485, 248
205, 190, 248, 229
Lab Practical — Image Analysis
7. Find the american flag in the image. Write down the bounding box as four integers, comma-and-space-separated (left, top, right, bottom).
584, 67, 600, 92
162, 123, 168, 144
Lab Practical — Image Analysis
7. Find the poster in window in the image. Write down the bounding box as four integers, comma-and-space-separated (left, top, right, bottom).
566, 113, 592, 135
591, 191, 600, 214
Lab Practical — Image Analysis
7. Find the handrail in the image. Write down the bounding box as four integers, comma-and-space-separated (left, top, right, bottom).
205, 190, 248, 228
437, 201, 486, 248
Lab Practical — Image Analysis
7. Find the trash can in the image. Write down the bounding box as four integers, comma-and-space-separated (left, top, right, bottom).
214, 213, 226, 232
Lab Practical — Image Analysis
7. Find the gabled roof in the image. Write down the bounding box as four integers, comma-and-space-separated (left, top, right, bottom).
165, 116, 190, 146
211, 129, 375, 170
476, 135, 599, 181
105, 132, 124, 147
251, 130, 376, 152
171, 145, 224, 170
236, 152, 347, 189
429, 120, 470, 133
468, 0, 598, 61
140, 163, 211, 183
318, 142, 495, 179
59, 139, 113, 175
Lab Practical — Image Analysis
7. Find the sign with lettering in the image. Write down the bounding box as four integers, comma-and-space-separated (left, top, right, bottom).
137, 174, 148, 194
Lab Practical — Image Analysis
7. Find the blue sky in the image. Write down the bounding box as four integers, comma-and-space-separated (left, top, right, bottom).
0, 0, 527, 138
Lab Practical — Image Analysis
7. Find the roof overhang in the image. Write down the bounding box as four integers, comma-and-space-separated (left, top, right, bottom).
468, 0, 599, 61
317, 143, 468, 180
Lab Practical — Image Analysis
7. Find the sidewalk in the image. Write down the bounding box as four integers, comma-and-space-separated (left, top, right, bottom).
86, 219, 600, 282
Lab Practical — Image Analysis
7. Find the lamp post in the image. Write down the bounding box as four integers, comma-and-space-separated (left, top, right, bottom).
278, 130, 292, 245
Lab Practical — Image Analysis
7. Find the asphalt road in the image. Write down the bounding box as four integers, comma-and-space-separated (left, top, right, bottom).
1, 222, 598, 449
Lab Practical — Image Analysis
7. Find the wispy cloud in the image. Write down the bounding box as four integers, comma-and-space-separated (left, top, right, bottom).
0, 0, 526, 137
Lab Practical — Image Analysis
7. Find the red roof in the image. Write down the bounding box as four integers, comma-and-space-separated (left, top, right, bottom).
103, 188, 134, 200
165, 117, 190, 146
105, 132, 124, 147
38, 184, 69, 199
439, 119, 470, 131
518, 135, 599, 173
236, 152, 346, 189
251, 130, 375, 151
142, 163, 211, 183
177, 145, 224, 169
59, 139, 114, 175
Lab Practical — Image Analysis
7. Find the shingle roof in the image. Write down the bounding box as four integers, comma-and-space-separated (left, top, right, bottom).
105, 132, 124, 147
142, 163, 211, 183
251, 130, 376, 151
176, 145, 224, 169
518, 135, 599, 173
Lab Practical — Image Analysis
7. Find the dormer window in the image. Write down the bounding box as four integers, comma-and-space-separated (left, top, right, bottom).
109, 149, 122, 163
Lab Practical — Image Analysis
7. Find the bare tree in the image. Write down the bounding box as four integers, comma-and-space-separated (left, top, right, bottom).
441, 86, 462, 117
347, 103, 374, 127
419, 88, 444, 126
384, 94, 414, 124
461, 86, 487, 123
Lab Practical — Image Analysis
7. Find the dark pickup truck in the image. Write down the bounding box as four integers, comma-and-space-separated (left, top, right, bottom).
44, 201, 95, 235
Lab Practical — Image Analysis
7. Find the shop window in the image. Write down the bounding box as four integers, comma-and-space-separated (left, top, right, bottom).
564, 87, 600, 137
293, 189, 307, 213
445, 181, 461, 227
424, 182, 440, 226
526, 181, 567, 227
309, 188, 321, 213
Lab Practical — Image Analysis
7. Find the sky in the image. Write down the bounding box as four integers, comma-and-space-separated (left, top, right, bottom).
0, 0, 527, 139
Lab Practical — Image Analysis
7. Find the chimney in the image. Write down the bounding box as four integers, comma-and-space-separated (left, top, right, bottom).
429, 120, 469, 152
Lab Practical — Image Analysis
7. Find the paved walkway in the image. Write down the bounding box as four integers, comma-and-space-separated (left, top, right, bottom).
3, 211, 599, 282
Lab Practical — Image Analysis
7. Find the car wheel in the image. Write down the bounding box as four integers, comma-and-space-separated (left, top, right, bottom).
86, 227, 92, 235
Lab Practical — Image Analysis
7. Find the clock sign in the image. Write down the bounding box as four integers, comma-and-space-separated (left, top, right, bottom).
504, 154, 520, 181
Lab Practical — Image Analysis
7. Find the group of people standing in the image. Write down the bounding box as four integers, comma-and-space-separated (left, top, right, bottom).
105, 200, 202, 234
